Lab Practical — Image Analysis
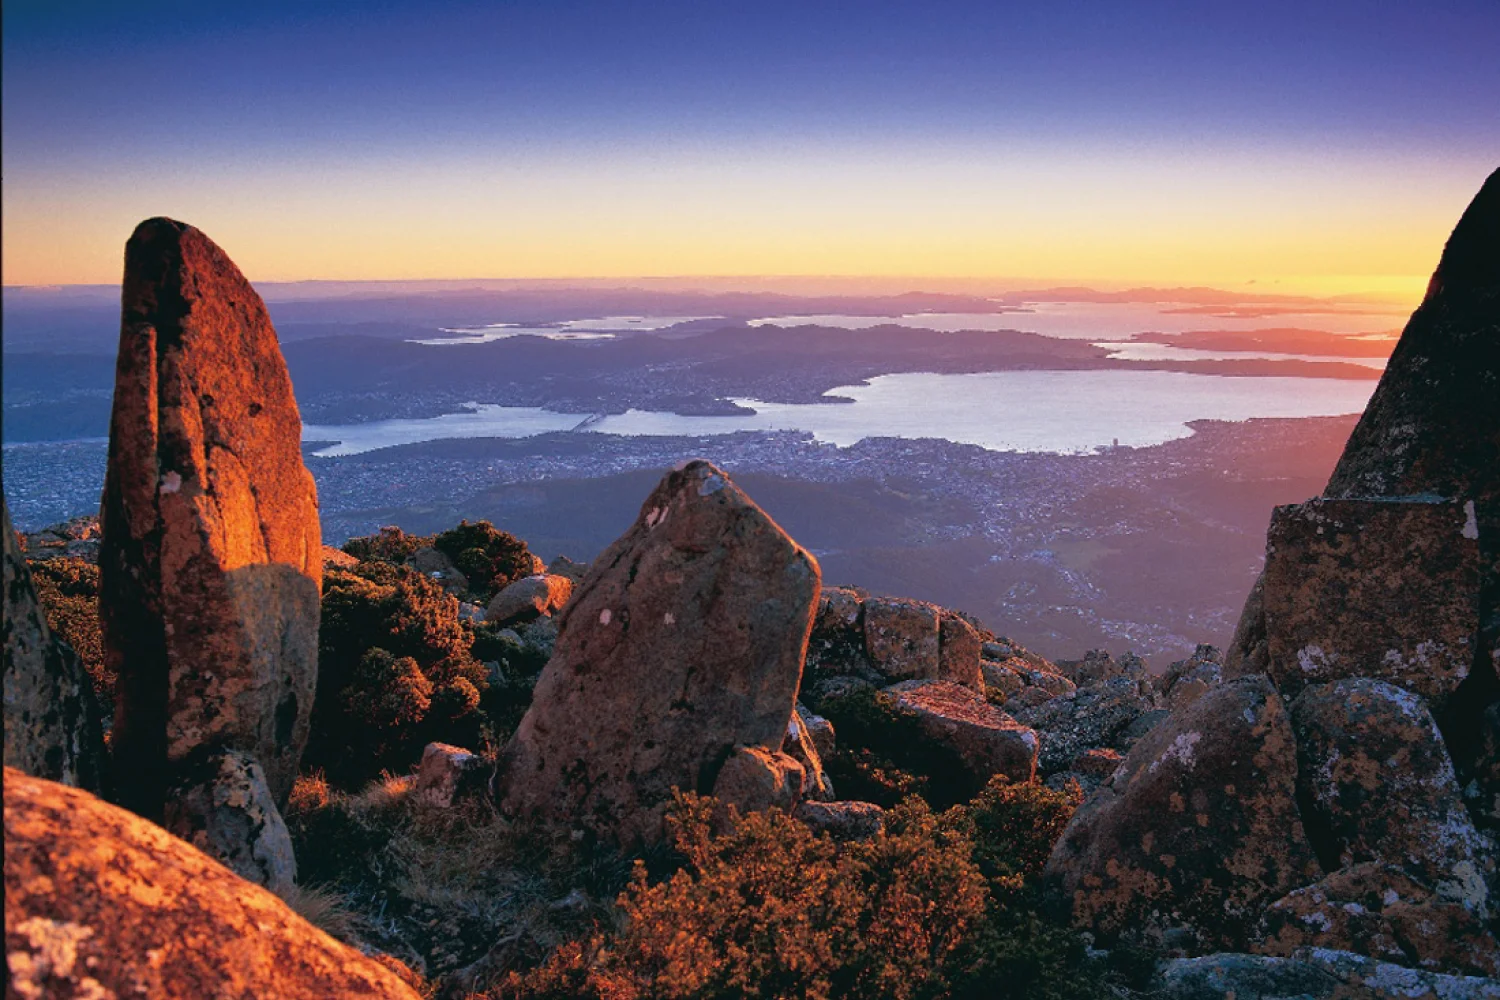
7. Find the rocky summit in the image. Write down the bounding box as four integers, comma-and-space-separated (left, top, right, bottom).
100, 218, 323, 820
498, 459, 821, 847
1046, 169, 1500, 977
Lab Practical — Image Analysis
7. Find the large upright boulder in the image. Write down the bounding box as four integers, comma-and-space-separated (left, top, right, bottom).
100, 218, 322, 818
4, 768, 421, 1000
499, 460, 820, 847
3, 499, 107, 792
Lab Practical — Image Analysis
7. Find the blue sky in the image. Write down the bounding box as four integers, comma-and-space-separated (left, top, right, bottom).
4, 0, 1498, 287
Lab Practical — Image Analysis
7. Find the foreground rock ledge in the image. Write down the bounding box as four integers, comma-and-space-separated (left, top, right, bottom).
3, 768, 420, 1000
499, 459, 820, 847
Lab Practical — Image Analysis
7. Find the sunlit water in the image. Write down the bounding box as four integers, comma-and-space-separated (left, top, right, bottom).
304, 369, 1376, 457
414, 315, 720, 344
748, 301, 1405, 340
1093, 341, 1388, 369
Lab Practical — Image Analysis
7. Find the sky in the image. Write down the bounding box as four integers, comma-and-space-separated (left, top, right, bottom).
3, 0, 1498, 296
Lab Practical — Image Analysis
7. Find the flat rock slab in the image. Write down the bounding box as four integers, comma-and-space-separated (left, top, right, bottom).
100, 218, 322, 815
1045, 675, 1320, 950
4, 768, 420, 1000
1263, 498, 1481, 706
885, 679, 1037, 783
499, 460, 820, 848
1158, 949, 1500, 1000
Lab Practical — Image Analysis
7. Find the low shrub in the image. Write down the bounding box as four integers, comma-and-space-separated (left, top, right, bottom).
343, 525, 434, 564
499, 793, 988, 1000
433, 520, 535, 601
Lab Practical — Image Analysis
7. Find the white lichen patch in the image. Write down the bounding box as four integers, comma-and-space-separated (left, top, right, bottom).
645, 506, 668, 529
662, 613, 675, 625
159, 470, 183, 494
6, 917, 108, 1000
697, 473, 726, 496
1462, 500, 1479, 540
1296, 645, 1336, 675
1149, 731, 1202, 774
599, 609, 612, 626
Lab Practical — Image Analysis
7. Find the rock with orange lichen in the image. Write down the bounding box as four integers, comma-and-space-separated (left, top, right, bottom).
3, 767, 421, 1000
498, 460, 820, 848
1262, 498, 1481, 708
1044, 675, 1321, 950
100, 217, 322, 819
1290, 679, 1494, 914
1252, 862, 1500, 979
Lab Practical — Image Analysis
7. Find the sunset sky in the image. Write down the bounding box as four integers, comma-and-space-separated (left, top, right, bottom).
3, 0, 1497, 296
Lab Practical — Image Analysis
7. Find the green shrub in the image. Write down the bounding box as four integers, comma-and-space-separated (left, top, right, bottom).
342, 525, 434, 564
433, 520, 534, 601
309, 563, 488, 787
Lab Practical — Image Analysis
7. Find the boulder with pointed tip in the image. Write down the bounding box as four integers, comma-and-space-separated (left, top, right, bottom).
498, 460, 820, 847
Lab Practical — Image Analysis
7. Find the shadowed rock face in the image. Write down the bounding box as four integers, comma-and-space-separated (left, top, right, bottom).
1325, 168, 1499, 503
100, 218, 322, 818
3, 768, 420, 1000
3, 499, 107, 792
499, 460, 820, 848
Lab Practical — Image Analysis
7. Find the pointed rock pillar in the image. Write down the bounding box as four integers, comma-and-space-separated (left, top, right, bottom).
100, 218, 322, 819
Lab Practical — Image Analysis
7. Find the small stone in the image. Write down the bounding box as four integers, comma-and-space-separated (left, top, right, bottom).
794, 800, 886, 840
413, 742, 491, 808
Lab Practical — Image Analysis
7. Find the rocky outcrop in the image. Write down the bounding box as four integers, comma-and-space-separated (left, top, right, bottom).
1290, 679, 1492, 912
498, 460, 820, 847
1014, 675, 1161, 778
1157, 644, 1224, 712
803, 585, 990, 694
4, 768, 421, 999
3, 498, 107, 792
161, 749, 296, 893
1051, 171, 1500, 979
485, 573, 574, 626
1045, 676, 1319, 950
100, 218, 322, 820
18, 515, 102, 564
885, 679, 1037, 784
